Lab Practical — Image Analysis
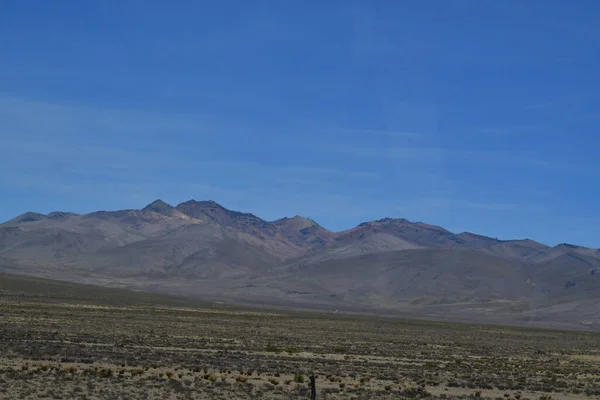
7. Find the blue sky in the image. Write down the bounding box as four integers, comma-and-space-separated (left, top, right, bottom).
1, 1, 599, 247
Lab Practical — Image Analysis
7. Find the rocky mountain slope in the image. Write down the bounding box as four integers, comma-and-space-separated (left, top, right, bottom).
1, 199, 599, 329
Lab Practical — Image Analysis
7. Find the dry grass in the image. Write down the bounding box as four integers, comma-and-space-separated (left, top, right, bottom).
1, 284, 600, 399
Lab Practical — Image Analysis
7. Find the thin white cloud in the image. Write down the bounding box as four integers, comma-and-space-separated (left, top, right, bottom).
332, 144, 444, 161
327, 143, 598, 175
0, 95, 210, 141
1, 94, 389, 221
397, 197, 518, 212
344, 128, 425, 138
477, 124, 543, 136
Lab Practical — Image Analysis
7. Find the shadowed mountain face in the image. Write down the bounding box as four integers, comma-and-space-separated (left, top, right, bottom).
1, 199, 599, 329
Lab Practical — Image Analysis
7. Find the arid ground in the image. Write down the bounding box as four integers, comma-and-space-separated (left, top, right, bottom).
1, 274, 600, 400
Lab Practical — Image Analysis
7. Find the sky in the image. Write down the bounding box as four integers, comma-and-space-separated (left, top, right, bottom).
1, 0, 599, 247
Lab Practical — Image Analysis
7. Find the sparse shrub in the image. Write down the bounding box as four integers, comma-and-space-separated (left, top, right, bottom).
265, 344, 282, 353
294, 373, 305, 383
72, 385, 84, 393
402, 386, 431, 398
286, 347, 301, 354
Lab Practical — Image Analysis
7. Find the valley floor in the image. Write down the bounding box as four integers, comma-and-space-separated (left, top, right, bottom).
1, 276, 600, 399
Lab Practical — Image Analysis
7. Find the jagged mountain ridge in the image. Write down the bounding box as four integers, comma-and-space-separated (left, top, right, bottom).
1, 199, 599, 329
2, 198, 597, 267
0, 198, 566, 259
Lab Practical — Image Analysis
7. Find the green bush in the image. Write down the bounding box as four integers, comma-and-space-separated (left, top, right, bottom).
265, 344, 282, 353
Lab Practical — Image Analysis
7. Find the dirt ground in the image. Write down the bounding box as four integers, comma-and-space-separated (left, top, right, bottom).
1, 280, 600, 399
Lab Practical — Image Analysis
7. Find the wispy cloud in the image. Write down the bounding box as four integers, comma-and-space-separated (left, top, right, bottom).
327, 143, 598, 176
343, 128, 425, 138
331, 144, 444, 161
0, 95, 383, 214
0, 134, 378, 185
395, 196, 518, 213
0, 95, 211, 142
478, 124, 542, 136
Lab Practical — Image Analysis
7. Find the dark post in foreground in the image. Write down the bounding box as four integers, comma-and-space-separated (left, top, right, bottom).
310, 375, 316, 400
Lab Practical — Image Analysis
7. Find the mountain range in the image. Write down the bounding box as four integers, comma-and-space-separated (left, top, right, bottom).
1, 199, 599, 330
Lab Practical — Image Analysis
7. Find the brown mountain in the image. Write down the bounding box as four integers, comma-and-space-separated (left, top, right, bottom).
1, 199, 599, 329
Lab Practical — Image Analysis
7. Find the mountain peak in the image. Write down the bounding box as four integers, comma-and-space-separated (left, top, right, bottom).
273, 215, 321, 230
457, 232, 498, 240
509, 238, 549, 248
176, 200, 229, 217
177, 199, 224, 209
5, 212, 48, 225
47, 211, 78, 220
359, 217, 409, 227
143, 199, 174, 213
290, 215, 318, 223
556, 243, 581, 249
175, 200, 268, 229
